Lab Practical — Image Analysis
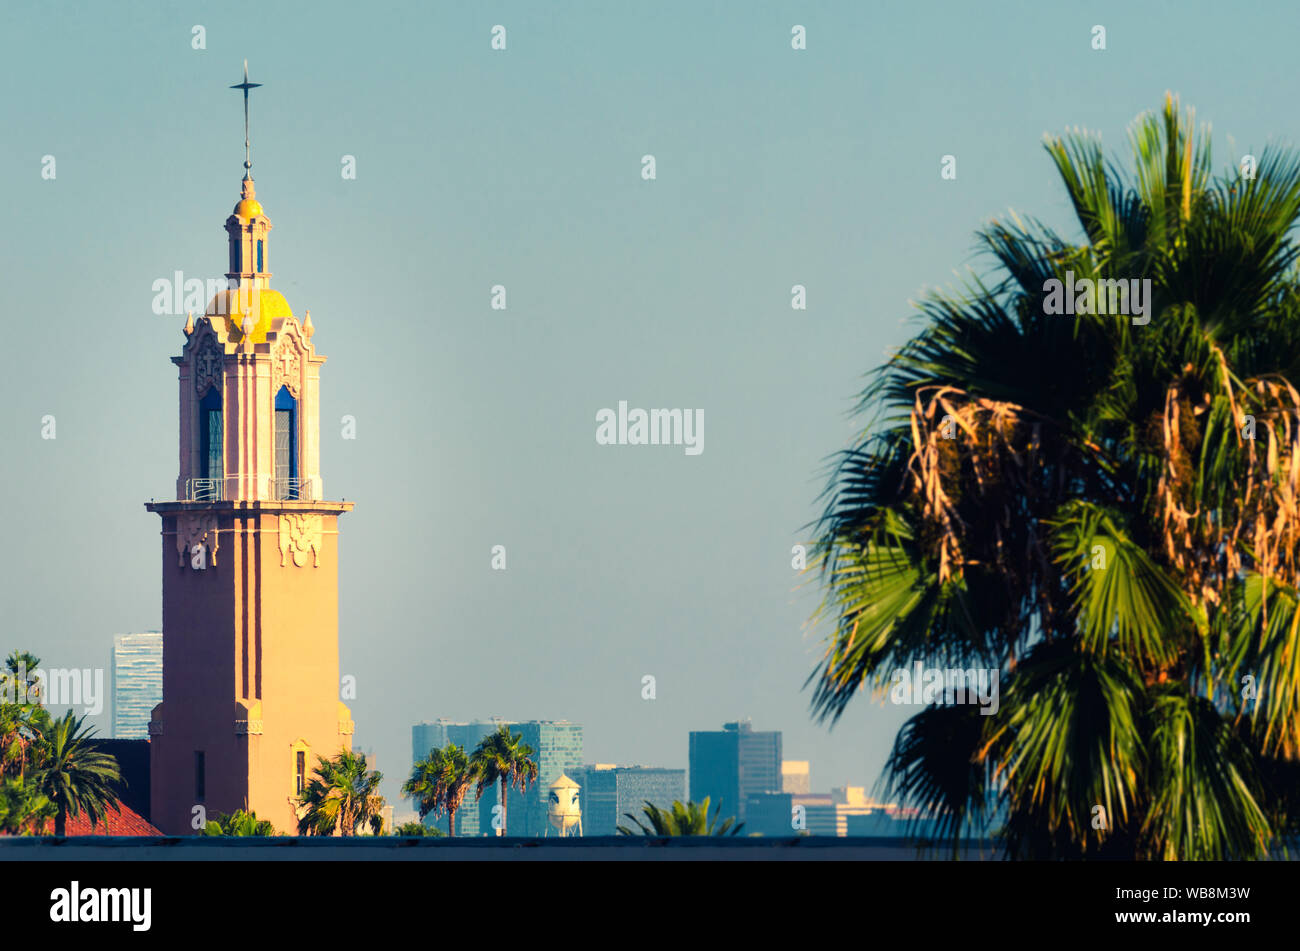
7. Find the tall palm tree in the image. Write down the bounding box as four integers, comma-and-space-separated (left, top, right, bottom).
618, 797, 744, 836
295, 750, 386, 836
402, 743, 476, 837
470, 726, 538, 836
1, 651, 50, 783
3, 651, 42, 705
809, 95, 1300, 859
29, 711, 121, 836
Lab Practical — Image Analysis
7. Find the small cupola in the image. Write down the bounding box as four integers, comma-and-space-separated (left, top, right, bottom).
225, 176, 272, 287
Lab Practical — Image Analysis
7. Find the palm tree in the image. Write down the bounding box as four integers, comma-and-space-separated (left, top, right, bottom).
392, 820, 444, 837
470, 726, 538, 836
3, 651, 42, 705
618, 797, 744, 836
809, 95, 1300, 859
402, 743, 476, 837
28, 710, 121, 836
203, 808, 276, 836
0, 778, 56, 835
1, 652, 50, 783
295, 750, 386, 836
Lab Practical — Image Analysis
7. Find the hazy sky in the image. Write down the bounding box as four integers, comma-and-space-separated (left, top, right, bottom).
4, 0, 1299, 811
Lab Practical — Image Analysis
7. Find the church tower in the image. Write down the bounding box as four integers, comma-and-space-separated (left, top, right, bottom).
146, 65, 354, 835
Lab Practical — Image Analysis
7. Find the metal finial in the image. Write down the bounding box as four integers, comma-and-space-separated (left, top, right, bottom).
230, 60, 263, 177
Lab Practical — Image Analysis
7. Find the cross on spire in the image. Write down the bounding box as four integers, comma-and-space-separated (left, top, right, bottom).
230, 60, 263, 178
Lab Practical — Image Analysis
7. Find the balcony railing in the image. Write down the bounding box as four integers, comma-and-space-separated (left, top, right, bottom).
182, 475, 315, 502
186, 478, 223, 502
273, 477, 312, 501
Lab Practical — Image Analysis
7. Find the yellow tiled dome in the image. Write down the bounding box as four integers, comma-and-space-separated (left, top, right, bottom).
233, 197, 264, 219
206, 287, 292, 344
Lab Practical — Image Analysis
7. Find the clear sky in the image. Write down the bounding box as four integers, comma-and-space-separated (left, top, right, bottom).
4, 0, 1299, 811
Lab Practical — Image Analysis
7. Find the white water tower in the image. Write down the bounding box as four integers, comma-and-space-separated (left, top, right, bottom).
545, 774, 582, 837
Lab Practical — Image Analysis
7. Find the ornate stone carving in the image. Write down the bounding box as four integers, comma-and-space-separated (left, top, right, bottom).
234, 719, 264, 735
176, 513, 220, 567
194, 334, 223, 395
278, 513, 322, 567
271, 332, 303, 399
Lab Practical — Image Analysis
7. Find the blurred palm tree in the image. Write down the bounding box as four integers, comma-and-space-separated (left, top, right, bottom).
0, 778, 56, 835
392, 819, 444, 837
402, 743, 476, 837
203, 808, 276, 836
618, 797, 743, 836
809, 95, 1300, 860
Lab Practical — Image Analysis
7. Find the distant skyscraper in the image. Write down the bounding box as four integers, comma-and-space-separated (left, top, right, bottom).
749, 786, 885, 836
577, 764, 685, 835
744, 791, 795, 836
110, 633, 162, 739
688, 719, 781, 822
793, 793, 839, 836
410, 719, 584, 835
781, 760, 810, 794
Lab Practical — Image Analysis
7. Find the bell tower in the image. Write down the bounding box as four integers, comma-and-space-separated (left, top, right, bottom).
146, 64, 354, 835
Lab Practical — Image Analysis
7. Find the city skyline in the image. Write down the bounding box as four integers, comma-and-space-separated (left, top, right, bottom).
4, 8, 1296, 944
7, 0, 1298, 819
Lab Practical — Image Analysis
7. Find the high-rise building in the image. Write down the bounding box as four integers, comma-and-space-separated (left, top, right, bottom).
145, 68, 355, 835
829, 786, 878, 834
794, 793, 839, 835
110, 633, 163, 739
749, 786, 890, 836
410, 719, 584, 836
688, 719, 781, 822
781, 760, 810, 794
745, 791, 795, 836
576, 764, 685, 835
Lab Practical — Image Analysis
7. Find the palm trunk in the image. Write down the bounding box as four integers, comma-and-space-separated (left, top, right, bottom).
448, 804, 457, 837
55, 808, 66, 837
499, 779, 508, 836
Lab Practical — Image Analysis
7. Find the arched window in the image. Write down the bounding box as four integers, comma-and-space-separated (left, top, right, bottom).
257, 239, 264, 273
290, 739, 311, 795
274, 386, 297, 499
199, 386, 223, 481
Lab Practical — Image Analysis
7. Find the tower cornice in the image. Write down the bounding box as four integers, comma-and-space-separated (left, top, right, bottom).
145, 500, 354, 515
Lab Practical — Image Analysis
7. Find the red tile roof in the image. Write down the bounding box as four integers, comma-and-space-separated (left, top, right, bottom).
30, 803, 162, 837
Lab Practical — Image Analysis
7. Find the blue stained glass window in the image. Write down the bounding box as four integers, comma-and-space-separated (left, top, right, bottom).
275, 386, 297, 498
200, 387, 222, 480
